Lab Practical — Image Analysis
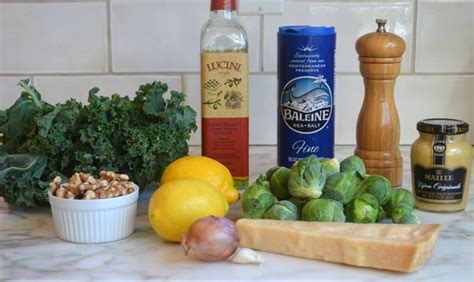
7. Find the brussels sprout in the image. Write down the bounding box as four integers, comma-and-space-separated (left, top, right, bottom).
321, 172, 358, 204
384, 188, 416, 215
321, 158, 340, 178
266, 166, 280, 180
357, 175, 392, 206
269, 167, 291, 200
391, 188, 416, 208
377, 206, 387, 222
391, 206, 421, 224
344, 192, 379, 223
302, 199, 345, 222
288, 155, 326, 199
288, 196, 309, 217
241, 184, 275, 219
263, 200, 298, 220
340, 155, 366, 180
255, 174, 267, 185
255, 166, 279, 185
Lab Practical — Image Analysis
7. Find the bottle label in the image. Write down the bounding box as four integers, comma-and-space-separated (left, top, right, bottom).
201, 52, 248, 179
432, 134, 446, 165
281, 76, 333, 134
413, 165, 466, 203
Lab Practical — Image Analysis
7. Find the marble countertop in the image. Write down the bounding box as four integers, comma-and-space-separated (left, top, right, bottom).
1, 146, 473, 281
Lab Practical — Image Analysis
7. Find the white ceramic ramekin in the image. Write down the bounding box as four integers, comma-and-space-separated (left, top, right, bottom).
48, 187, 138, 243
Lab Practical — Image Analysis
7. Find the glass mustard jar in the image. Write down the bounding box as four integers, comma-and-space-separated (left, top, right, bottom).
411, 119, 472, 212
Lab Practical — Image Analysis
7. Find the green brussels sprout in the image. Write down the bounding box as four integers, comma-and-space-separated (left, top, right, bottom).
344, 192, 379, 223
241, 183, 275, 219
263, 200, 298, 221
391, 206, 421, 224
269, 167, 291, 200
288, 196, 309, 217
384, 188, 416, 215
266, 166, 280, 180
321, 172, 358, 204
340, 155, 366, 180
302, 199, 345, 222
357, 175, 393, 206
321, 158, 340, 178
376, 206, 387, 222
391, 188, 416, 208
288, 155, 326, 199
255, 166, 279, 185
255, 174, 267, 185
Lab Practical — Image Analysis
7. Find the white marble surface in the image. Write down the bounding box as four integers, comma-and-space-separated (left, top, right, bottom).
1, 146, 473, 281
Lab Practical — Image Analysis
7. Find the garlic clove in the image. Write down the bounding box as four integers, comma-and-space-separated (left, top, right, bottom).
229, 247, 264, 265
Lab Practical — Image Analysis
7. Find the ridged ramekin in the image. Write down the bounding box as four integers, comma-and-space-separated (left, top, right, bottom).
48, 188, 138, 243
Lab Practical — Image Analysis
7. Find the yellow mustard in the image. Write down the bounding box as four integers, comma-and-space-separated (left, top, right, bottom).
411, 119, 472, 212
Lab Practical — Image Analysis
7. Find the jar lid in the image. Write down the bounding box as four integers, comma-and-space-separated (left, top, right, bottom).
417, 118, 469, 135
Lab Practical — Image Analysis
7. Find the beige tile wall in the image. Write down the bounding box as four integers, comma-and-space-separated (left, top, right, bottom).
0, 0, 473, 145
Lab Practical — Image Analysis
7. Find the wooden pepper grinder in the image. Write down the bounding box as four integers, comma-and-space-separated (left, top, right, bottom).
354, 19, 405, 187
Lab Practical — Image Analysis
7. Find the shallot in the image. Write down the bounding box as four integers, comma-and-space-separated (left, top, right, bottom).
181, 216, 239, 262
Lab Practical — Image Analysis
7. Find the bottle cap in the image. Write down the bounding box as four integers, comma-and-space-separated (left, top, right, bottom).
417, 118, 469, 135
278, 26, 336, 36
211, 0, 236, 11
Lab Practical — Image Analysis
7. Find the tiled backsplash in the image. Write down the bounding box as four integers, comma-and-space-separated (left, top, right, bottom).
0, 0, 473, 144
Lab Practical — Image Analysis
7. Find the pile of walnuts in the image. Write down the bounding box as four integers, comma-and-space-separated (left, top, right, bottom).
50, 171, 137, 200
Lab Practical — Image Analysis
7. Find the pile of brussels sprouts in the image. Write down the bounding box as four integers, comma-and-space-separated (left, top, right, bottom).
241, 155, 420, 224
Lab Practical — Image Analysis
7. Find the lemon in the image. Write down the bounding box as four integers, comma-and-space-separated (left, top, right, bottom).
160, 156, 240, 204
148, 178, 229, 242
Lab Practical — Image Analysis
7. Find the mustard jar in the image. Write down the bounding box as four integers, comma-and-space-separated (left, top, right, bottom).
411, 119, 472, 212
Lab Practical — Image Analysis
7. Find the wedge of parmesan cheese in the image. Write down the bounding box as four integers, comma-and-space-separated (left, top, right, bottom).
236, 219, 441, 272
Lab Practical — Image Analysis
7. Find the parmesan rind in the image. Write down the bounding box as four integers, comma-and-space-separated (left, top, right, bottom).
236, 219, 441, 272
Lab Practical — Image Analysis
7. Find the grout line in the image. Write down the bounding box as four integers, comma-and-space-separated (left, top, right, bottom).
1, 71, 473, 77
0, 72, 193, 77
259, 14, 264, 72
284, 0, 412, 2
106, 0, 113, 73
0, 0, 106, 3
411, 0, 418, 74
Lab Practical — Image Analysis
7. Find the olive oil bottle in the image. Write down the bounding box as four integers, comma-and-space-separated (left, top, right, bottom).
201, 0, 249, 189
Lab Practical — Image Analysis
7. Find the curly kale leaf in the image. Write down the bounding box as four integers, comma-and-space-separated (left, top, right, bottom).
0, 80, 53, 152
74, 81, 197, 189
20, 99, 82, 177
0, 153, 49, 207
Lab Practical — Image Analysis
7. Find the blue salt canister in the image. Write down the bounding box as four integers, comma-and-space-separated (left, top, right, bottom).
277, 26, 336, 168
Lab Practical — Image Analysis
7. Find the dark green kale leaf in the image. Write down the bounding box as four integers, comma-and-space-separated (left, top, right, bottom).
0, 110, 6, 124
19, 98, 82, 177
0, 80, 53, 152
0, 153, 49, 207
74, 81, 197, 189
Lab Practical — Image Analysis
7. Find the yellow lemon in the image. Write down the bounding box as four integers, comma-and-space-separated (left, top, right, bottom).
160, 156, 240, 204
148, 178, 229, 242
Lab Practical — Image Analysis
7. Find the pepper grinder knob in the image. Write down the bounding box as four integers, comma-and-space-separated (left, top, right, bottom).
354, 19, 405, 187
376, 19, 387, 33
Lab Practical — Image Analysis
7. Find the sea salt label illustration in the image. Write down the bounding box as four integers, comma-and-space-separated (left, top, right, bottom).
281, 75, 333, 134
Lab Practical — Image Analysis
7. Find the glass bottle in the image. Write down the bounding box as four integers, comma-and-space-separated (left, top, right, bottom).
200, 0, 249, 189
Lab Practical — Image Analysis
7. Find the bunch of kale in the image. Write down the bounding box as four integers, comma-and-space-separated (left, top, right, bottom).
0, 80, 197, 207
